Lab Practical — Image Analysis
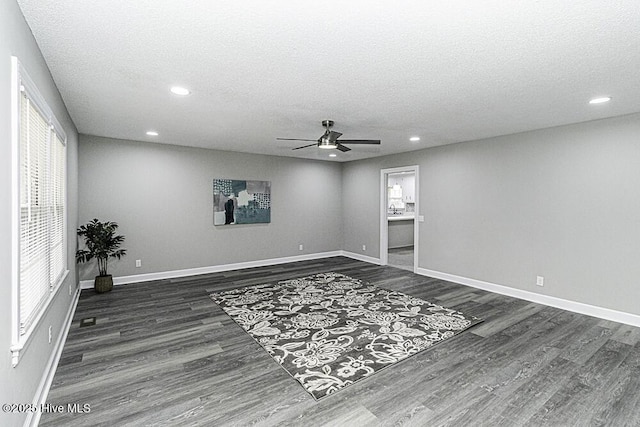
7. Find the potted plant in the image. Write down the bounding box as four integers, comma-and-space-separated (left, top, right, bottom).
76, 218, 127, 293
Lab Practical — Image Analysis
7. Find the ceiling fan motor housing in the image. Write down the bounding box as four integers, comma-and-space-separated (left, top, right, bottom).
321, 120, 334, 129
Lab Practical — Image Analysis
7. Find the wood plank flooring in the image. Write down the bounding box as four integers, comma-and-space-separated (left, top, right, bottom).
387, 246, 414, 271
41, 257, 640, 426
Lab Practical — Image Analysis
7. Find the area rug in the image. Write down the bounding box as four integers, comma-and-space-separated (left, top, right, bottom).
210, 272, 482, 400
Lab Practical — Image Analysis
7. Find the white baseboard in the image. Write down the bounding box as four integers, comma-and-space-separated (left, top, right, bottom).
416, 267, 640, 328
341, 251, 382, 265
27, 287, 81, 427
81, 251, 375, 289
79, 253, 640, 328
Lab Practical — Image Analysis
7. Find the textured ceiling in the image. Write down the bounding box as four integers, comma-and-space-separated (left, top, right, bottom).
16, 0, 640, 162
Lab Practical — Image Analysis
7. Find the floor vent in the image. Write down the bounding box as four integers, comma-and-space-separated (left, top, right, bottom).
80, 317, 96, 327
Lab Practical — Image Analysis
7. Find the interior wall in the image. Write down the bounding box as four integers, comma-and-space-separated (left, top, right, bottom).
77, 135, 344, 280
0, 1, 79, 426
342, 152, 421, 259
342, 113, 640, 316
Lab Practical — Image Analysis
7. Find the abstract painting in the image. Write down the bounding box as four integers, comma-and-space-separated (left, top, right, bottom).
213, 179, 271, 225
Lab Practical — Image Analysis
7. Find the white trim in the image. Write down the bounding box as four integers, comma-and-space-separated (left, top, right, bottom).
78, 252, 640, 335
416, 267, 640, 328
413, 168, 419, 272
379, 170, 388, 266
11, 271, 69, 366
81, 251, 354, 289
342, 251, 382, 265
10, 56, 69, 366
13, 58, 66, 143
10, 56, 21, 365
26, 287, 80, 427
379, 165, 419, 272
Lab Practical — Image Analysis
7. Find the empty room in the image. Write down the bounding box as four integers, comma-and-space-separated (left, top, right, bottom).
2, 1, 640, 426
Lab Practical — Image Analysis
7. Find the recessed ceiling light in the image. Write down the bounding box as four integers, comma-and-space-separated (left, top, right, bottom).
409, 136, 420, 142
589, 96, 611, 104
146, 131, 159, 136
329, 153, 337, 157
170, 86, 190, 96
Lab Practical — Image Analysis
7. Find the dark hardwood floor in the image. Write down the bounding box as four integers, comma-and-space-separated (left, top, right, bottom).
41, 257, 640, 426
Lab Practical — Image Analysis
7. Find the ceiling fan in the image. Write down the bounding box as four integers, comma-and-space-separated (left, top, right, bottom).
277, 120, 381, 152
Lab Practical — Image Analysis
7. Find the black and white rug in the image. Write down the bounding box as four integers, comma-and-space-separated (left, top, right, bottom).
210, 272, 482, 400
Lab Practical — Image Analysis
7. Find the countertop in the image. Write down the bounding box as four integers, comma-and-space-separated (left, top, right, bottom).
387, 213, 415, 221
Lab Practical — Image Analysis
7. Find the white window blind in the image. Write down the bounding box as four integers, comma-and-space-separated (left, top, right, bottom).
50, 130, 66, 286
17, 79, 67, 336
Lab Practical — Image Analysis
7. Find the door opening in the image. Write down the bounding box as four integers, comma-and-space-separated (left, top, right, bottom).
380, 166, 419, 272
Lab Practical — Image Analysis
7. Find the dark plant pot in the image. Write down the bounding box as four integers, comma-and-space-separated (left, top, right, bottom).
94, 275, 113, 293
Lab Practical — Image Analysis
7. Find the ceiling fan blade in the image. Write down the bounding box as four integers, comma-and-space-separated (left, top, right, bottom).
327, 131, 343, 142
336, 144, 351, 152
337, 139, 381, 145
277, 138, 318, 142
292, 143, 318, 150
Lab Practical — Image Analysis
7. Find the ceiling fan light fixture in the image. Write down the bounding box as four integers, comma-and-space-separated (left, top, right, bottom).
318, 137, 337, 149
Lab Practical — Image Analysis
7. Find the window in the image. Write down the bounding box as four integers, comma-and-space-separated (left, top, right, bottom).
11, 57, 68, 366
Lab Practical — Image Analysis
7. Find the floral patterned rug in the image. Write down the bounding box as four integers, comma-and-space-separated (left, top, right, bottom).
210, 272, 482, 400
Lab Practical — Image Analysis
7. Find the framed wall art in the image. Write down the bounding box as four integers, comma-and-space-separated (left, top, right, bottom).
213, 179, 271, 226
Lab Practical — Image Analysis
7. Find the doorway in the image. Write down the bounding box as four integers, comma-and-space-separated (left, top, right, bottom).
380, 165, 419, 272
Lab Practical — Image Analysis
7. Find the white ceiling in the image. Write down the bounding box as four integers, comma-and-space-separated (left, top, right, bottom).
16, 0, 640, 162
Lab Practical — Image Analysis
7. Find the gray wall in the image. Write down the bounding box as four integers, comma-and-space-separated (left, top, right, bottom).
343, 113, 640, 316
0, 1, 79, 426
77, 135, 343, 280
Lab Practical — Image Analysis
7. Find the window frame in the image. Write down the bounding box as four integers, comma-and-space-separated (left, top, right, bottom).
10, 57, 69, 367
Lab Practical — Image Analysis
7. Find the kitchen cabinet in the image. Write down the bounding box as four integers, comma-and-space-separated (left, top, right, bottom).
388, 174, 415, 198
402, 175, 415, 203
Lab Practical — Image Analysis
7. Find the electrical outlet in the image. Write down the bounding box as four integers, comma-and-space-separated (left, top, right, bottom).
536, 276, 544, 287
48, 326, 52, 344
299, 244, 303, 251
362, 245, 366, 251
135, 259, 142, 268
